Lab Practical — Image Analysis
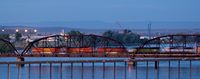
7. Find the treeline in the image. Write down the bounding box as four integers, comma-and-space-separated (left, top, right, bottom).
0, 29, 148, 48
67, 29, 148, 46
102, 29, 148, 45
0, 34, 9, 40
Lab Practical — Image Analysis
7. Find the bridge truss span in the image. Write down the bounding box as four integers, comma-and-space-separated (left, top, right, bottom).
21, 34, 127, 56
136, 34, 200, 54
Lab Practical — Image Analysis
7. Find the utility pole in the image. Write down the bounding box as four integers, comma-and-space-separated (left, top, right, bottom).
148, 22, 152, 39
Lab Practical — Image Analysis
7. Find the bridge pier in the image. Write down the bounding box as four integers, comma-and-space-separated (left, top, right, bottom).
128, 60, 137, 67
128, 61, 137, 67
155, 61, 159, 69
16, 57, 25, 67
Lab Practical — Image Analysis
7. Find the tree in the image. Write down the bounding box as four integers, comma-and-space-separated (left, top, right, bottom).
102, 30, 142, 45
67, 30, 83, 35
0, 34, 10, 40
0, 34, 14, 53
15, 32, 22, 41
103, 30, 114, 37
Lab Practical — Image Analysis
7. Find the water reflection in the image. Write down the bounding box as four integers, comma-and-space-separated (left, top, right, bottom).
0, 58, 200, 79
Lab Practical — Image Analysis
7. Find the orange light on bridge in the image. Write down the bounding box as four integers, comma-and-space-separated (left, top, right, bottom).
66, 47, 93, 53
97, 47, 126, 53
32, 48, 60, 54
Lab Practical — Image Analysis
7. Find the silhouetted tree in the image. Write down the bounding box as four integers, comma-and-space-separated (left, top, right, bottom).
0, 34, 14, 53
102, 30, 141, 45
15, 32, 22, 41
0, 34, 9, 40
67, 30, 83, 35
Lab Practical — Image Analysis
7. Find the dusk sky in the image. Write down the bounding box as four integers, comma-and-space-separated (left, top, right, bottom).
0, 0, 200, 29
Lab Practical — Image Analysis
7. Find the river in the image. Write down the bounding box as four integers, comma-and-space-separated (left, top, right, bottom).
0, 57, 200, 79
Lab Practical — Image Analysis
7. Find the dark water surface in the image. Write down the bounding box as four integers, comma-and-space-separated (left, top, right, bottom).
0, 57, 200, 79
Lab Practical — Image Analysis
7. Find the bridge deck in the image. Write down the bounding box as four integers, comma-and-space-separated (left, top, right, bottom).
2, 53, 200, 58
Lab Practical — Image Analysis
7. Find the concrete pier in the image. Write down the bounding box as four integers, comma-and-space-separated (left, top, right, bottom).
16, 57, 25, 67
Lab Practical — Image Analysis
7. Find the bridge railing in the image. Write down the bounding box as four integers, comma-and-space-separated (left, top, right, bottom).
1, 59, 200, 79
22, 53, 131, 57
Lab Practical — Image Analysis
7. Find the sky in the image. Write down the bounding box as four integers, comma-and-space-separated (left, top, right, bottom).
0, 0, 200, 29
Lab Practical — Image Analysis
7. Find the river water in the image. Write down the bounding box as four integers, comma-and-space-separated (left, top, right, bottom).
0, 57, 200, 79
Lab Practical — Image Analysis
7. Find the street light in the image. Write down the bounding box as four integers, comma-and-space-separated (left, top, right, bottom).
34, 29, 37, 33
16, 28, 19, 32
25, 29, 28, 33
1, 29, 4, 32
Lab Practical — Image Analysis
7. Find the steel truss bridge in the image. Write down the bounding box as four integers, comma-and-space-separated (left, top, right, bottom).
1, 34, 200, 58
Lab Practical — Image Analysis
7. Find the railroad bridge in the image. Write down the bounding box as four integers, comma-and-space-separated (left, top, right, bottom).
1, 34, 200, 59
1, 34, 200, 79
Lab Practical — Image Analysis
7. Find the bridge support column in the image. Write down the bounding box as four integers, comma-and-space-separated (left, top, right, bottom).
16, 57, 25, 67
128, 61, 136, 66
128, 61, 137, 67
155, 61, 159, 69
